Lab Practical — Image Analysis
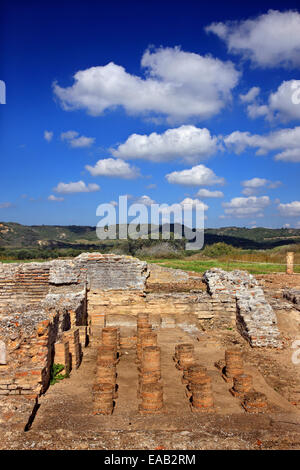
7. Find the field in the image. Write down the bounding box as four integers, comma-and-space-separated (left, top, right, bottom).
145, 257, 300, 275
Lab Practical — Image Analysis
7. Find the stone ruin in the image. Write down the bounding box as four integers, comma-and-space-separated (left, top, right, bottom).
202, 268, 282, 348
283, 288, 300, 311
0, 254, 284, 428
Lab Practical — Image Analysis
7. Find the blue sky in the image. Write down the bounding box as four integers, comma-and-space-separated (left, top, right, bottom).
1, 0, 300, 228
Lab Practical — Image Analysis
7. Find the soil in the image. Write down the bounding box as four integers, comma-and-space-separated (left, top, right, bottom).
1, 271, 300, 450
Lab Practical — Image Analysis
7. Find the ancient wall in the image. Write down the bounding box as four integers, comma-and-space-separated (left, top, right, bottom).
0, 287, 87, 399
283, 288, 300, 311
76, 253, 148, 291
0, 308, 54, 398
203, 268, 282, 348
0, 253, 149, 309
0, 263, 50, 305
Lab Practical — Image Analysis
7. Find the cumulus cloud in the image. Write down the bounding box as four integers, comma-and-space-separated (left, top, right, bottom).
110, 125, 220, 164
239, 87, 260, 103
206, 10, 300, 68
135, 195, 156, 206
166, 164, 225, 186
243, 80, 300, 122
86, 158, 140, 179
224, 126, 300, 162
241, 177, 281, 195
53, 47, 239, 122
222, 196, 270, 218
179, 198, 208, 210
61, 130, 95, 148
278, 201, 300, 217
158, 198, 208, 221
196, 188, 224, 198
54, 180, 100, 194
44, 130, 53, 142
48, 195, 64, 202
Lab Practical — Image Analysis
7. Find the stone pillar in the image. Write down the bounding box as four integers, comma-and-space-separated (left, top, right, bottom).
286, 252, 294, 275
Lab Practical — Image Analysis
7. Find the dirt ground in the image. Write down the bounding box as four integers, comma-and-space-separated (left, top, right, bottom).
1, 271, 300, 450
1, 325, 300, 450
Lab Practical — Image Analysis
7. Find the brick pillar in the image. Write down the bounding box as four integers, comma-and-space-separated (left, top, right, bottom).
286, 252, 294, 275
54, 341, 70, 374
64, 329, 81, 369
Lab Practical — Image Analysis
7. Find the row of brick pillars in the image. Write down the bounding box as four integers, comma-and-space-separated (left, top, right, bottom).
136, 313, 164, 414
220, 349, 268, 413
92, 326, 120, 415
174, 343, 214, 413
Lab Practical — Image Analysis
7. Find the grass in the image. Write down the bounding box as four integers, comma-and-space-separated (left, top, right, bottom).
145, 258, 300, 275
2, 252, 299, 275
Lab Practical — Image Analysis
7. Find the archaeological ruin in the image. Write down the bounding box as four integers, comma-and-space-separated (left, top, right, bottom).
0, 252, 300, 449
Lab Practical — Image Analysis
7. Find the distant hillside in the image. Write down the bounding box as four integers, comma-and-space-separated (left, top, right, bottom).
1, 222, 300, 251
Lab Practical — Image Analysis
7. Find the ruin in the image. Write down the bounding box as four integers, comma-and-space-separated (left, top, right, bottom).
0, 253, 300, 449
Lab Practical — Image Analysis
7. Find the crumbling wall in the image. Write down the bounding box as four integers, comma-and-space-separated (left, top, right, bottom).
76, 253, 149, 291
203, 268, 282, 348
283, 288, 300, 311
0, 308, 54, 398
0, 253, 149, 308
0, 263, 50, 305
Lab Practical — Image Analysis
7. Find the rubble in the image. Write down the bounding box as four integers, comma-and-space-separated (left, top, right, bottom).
203, 268, 282, 348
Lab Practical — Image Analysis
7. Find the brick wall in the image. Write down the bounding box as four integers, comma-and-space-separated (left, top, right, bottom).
0, 263, 50, 305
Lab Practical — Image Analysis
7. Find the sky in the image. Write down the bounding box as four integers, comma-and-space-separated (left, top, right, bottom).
1, 0, 300, 229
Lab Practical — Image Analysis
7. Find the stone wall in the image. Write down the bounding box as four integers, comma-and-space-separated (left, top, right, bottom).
0, 288, 87, 399
0, 253, 149, 308
203, 268, 282, 348
0, 263, 50, 305
76, 253, 148, 291
283, 288, 300, 311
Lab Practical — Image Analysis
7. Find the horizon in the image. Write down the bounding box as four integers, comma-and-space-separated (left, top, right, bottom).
1, 1, 300, 229
1, 221, 300, 230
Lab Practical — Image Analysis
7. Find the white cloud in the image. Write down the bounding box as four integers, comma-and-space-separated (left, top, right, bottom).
196, 188, 224, 198
222, 196, 270, 218
283, 223, 290, 228
206, 10, 300, 68
166, 164, 225, 186
243, 80, 300, 122
111, 125, 220, 164
224, 126, 300, 162
158, 198, 208, 221
85, 158, 139, 179
135, 195, 156, 206
179, 198, 208, 210
278, 201, 300, 217
239, 87, 260, 103
54, 181, 100, 194
241, 177, 281, 195
0, 202, 12, 209
44, 130, 53, 142
48, 195, 64, 202
146, 183, 157, 189
53, 46, 239, 122
61, 130, 95, 148
274, 148, 300, 162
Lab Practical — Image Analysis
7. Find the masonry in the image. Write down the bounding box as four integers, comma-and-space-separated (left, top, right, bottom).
0, 253, 283, 428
